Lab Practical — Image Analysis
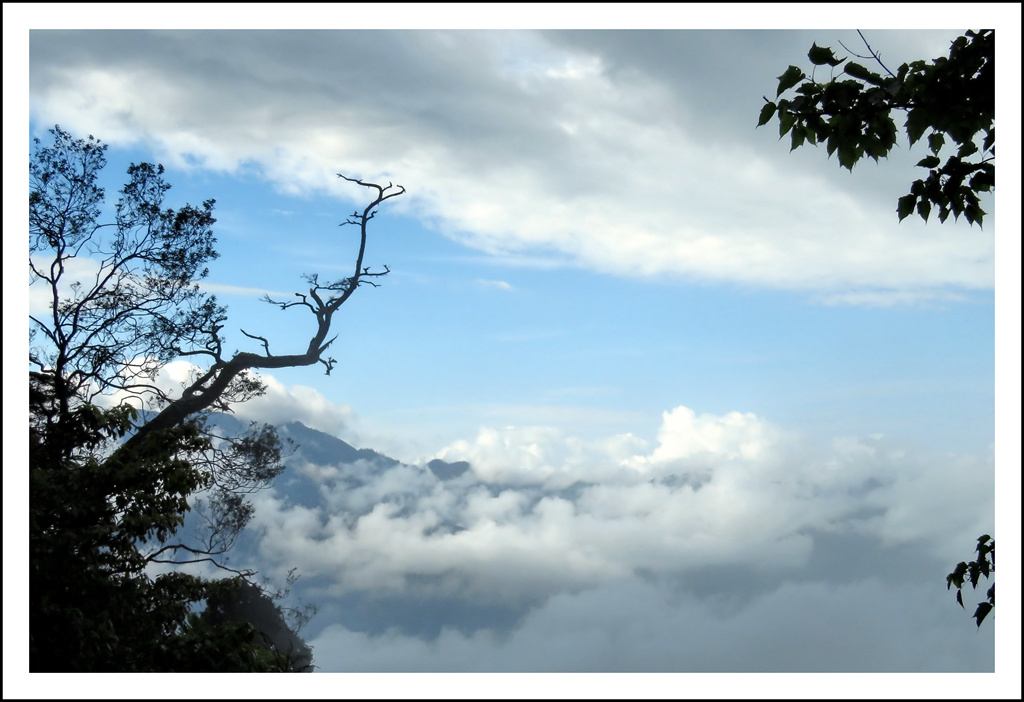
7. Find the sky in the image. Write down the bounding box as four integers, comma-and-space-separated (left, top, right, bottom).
6, 3, 1022, 697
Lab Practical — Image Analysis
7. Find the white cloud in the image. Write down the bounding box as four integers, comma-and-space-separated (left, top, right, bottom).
196, 281, 292, 299
633, 405, 783, 467
816, 288, 974, 307
28, 255, 103, 317
247, 405, 993, 614
230, 371, 354, 436
475, 278, 513, 291
436, 424, 641, 488
28, 30, 994, 303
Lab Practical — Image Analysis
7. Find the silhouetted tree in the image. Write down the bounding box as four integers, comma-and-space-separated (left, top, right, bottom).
29, 125, 402, 669
30, 371, 314, 670
758, 29, 993, 226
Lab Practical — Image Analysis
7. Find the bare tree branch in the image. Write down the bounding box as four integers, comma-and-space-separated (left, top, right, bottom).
112, 174, 404, 458
838, 29, 897, 79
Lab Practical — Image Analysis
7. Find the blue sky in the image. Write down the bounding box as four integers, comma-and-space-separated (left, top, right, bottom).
7, 3, 1022, 695
34, 103, 997, 461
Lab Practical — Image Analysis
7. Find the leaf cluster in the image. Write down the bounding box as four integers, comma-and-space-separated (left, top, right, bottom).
758, 30, 994, 226
29, 372, 311, 671
946, 534, 995, 628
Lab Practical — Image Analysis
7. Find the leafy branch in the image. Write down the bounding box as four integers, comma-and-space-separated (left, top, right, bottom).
757, 29, 994, 226
946, 534, 995, 628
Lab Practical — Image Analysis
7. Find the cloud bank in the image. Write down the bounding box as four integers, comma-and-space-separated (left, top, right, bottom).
310, 576, 992, 673
238, 404, 994, 672
29, 29, 994, 303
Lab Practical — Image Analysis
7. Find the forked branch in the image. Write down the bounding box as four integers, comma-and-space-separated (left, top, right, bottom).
115, 174, 404, 457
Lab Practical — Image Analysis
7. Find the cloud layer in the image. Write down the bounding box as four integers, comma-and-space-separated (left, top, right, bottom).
310, 575, 993, 673
29, 30, 994, 303
238, 404, 994, 671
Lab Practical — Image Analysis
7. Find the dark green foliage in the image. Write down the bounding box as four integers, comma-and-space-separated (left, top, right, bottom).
28, 126, 315, 671
29, 124, 402, 671
758, 30, 994, 226
946, 535, 995, 628
30, 372, 292, 671
29, 373, 313, 671
203, 580, 315, 672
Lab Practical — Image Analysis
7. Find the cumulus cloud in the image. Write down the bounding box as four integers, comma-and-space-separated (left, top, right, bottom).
28, 30, 993, 303
632, 405, 784, 466
224, 371, 355, 437
435, 424, 643, 487
241, 404, 993, 663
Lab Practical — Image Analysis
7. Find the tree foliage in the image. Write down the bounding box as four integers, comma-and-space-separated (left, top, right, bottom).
946, 534, 995, 628
28, 125, 401, 670
758, 35, 997, 630
30, 372, 311, 671
758, 29, 994, 226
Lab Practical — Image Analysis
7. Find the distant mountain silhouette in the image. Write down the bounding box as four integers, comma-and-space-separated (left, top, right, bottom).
427, 458, 471, 480
278, 421, 400, 469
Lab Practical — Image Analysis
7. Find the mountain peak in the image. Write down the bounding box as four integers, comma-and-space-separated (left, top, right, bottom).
278, 421, 399, 469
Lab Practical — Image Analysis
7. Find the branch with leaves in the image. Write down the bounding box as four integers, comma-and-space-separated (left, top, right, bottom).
946, 534, 995, 628
757, 29, 993, 226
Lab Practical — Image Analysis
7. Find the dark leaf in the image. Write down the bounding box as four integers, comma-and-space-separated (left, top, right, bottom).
897, 194, 916, 221
863, 135, 887, 161
843, 61, 875, 82
837, 145, 859, 171
968, 562, 980, 587
957, 141, 978, 159
927, 132, 945, 155
808, 43, 844, 67
779, 110, 797, 138
916, 155, 941, 169
757, 101, 777, 127
973, 601, 993, 627
964, 203, 985, 227
790, 125, 806, 151
905, 108, 930, 145
968, 172, 993, 192
776, 66, 805, 97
